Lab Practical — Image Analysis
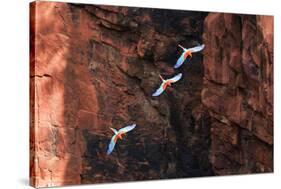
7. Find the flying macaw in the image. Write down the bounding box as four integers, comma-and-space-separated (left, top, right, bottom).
174, 44, 205, 69
107, 124, 136, 155
152, 73, 182, 97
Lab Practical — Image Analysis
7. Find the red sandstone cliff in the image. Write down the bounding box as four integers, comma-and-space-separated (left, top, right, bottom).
203, 13, 273, 174
30, 2, 273, 188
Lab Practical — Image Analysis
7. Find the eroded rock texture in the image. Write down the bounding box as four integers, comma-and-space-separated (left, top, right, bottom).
30, 2, 273, 188
203, 13, 273, 175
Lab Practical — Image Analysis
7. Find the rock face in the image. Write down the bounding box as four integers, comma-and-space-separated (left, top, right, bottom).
30, 2, 273, 188
203, 13, 273, 174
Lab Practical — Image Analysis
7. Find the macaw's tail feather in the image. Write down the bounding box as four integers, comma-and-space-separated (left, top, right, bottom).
110, 127, 118, 134
159, 74, 164, 81
178, 44, 185, 50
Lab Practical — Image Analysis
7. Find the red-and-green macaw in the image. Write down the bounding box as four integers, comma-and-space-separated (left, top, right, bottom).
152, 73, 182, 97
174, 44, 205, 69
107, 124, 136, 155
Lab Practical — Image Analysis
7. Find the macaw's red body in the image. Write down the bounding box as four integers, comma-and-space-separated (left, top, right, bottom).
163, 81, 172, 90
183, 50, 192, 59
113, 131, 125, 143
152, 73, 183, 97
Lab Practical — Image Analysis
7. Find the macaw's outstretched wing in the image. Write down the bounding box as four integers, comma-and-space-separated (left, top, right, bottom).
107, 135, 117, 155
188, 44, 205, 53
119, 124, 136, 133
174, 52, 187, 69
152, 82, 165, 97
168, 73, 182, 83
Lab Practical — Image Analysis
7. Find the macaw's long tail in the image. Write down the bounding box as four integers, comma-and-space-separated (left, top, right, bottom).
178, 44, 185, 50
110, 128, 118, 135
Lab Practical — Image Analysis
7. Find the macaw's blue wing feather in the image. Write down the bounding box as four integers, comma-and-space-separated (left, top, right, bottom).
107, 135, 117, 155
152, 82, 165, 97
188, 44, 205, 53
169, 73, 182, 83
119, 124, 136, 133
174, 53, 186, 69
